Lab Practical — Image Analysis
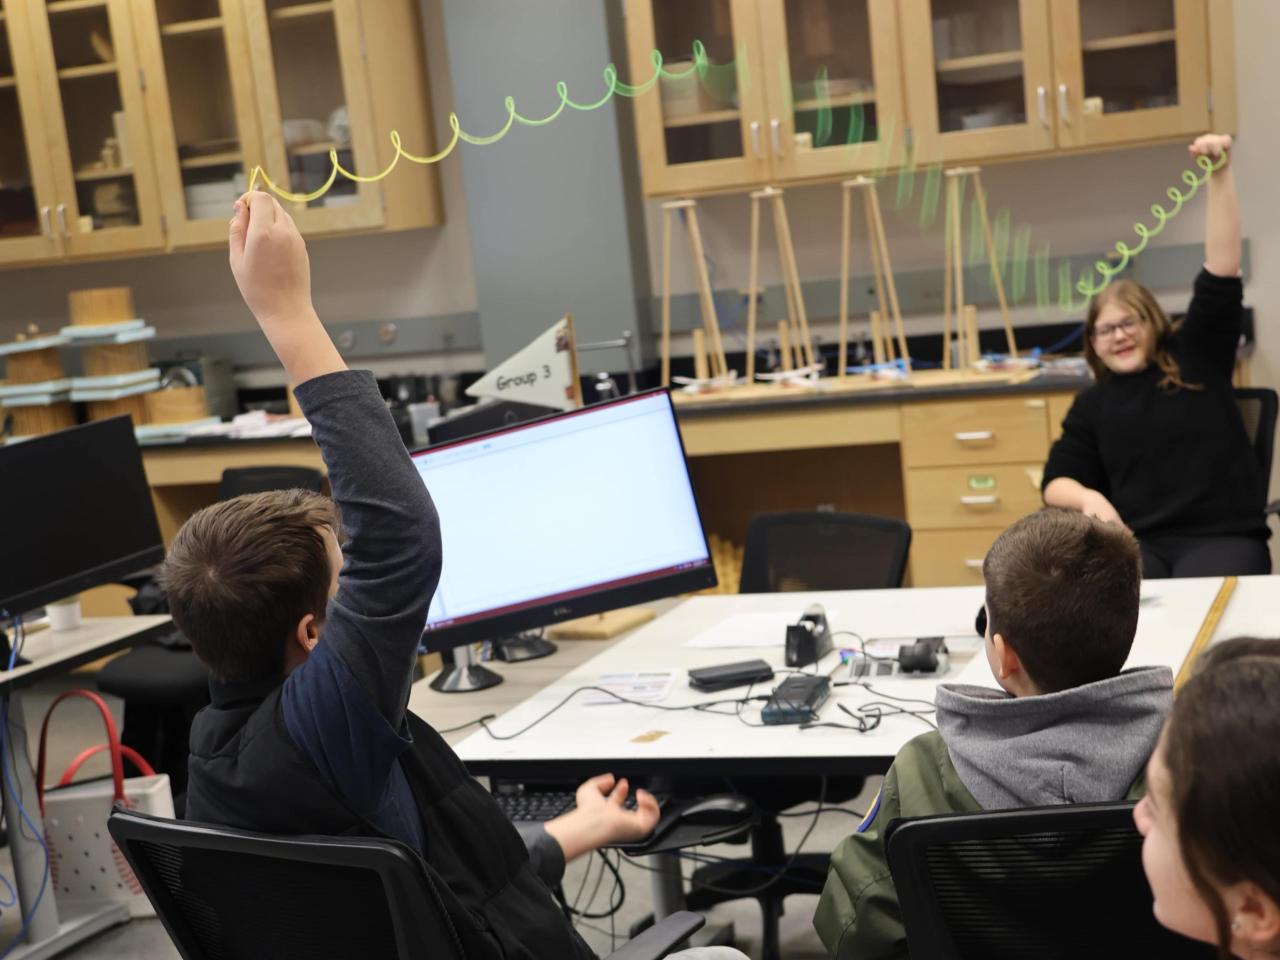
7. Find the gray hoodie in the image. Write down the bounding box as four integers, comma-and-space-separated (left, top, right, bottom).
934, 666, 1174, 810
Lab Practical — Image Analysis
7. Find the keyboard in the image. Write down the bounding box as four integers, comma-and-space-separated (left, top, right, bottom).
493, 789, 667, 823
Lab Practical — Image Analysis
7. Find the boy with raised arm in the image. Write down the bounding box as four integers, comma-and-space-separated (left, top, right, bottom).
164, 195, 664, 959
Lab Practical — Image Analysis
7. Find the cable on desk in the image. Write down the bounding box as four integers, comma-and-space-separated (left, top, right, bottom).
436, 714, 497, 735
0, 694, 50, 959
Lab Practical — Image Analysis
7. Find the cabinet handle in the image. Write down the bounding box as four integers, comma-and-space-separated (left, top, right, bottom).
1037, 86, 1048, 127
39, 206, 52, 238
963, 559, 984, 570
954, 431, 994, 442
770, 117, 783, 156
1058, 83, 1070, 125
749, 120, 763, 159
55, 203, 68, 236
960, 495, 999, 506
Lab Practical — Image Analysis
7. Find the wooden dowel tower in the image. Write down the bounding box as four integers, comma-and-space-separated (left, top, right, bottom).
745, 186, 815, 379
659, 199, 729, 386
838, 177, 910, 377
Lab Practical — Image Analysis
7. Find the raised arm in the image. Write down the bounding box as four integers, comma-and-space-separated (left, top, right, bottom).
1192, 134, 1240, 278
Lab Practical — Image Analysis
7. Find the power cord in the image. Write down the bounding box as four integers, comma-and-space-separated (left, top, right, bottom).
0, 693, 50, 959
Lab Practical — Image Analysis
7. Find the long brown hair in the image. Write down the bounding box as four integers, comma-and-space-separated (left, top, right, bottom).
1084, 280, 1201, 392
1163, 636, 1280, 958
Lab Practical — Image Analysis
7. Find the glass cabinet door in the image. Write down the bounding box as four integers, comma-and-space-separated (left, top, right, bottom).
130, 0, 267, 248
756, 0, 906, 180
23, 0, 165, 257
899, 0, 1055, 163
240, 0, 383, 233
624, 0, 770, 196
0, 0, 61, 264
1050, 0, 1208, 148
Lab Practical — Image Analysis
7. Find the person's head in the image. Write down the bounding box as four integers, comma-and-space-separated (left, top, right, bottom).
1085, 280, 1197, 391
981, 508, 1140, 696
160, 490, 343, 684
1135, 637, 1280, 959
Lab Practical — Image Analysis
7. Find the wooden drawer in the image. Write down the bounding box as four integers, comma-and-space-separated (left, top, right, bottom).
1048, 392, 1075, 442
901, 396, 1049, 468
910, 528, 1003, 587
905, 463, 1044, 530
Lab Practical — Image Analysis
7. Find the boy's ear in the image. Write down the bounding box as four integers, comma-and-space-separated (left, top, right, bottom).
990, 632, 1024, 682
293, 613, 319, 653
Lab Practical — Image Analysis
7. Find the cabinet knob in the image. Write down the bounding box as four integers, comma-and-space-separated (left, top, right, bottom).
1058, 83, 1071, 125
770, 118, 783, 157
960, 495, 999, 506
55, 203, 69, 237
1037, 86, 1049, 128
954, 431, 994, 442
749, 120, 763, 159
39, 206, 52, 239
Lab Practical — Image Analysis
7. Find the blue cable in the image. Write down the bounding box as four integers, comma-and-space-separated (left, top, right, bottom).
0, 695, 51, 958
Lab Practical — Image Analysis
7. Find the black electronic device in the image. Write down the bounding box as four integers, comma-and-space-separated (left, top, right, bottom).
0, 417, 164, 617
785, 603, 833, 668
425, 399, 558, 447
688, 659, 775, 693
674, 794, 754, 828
762, 675, 831, 725
413, 390, 716, 693
898, 636, 950, 674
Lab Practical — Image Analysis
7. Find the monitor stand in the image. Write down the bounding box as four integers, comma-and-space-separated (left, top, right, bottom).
430, 643, 503, 693
493, 631, 558, 663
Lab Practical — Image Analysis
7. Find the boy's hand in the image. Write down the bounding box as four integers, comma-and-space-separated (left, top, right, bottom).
544, 774, 661, 861
228, 193, 345, 385
1190, 133, 1232, 168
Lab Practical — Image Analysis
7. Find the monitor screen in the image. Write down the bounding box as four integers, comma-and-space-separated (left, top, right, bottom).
413, 390, 715, 650
0, 417, 165, 616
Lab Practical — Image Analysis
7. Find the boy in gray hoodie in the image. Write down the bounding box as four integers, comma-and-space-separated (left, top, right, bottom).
813, 508, 1172, 959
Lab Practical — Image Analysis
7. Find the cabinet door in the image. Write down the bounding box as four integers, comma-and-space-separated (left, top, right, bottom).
900, 0, 1056, 163
624, 0, 771, 197
24, 0, 166, 258
239, 0, 383, 234
755, 0, 906, 181
1049, 0, 1208, 148
0, 0, 62, 264
130, 0, 266, 248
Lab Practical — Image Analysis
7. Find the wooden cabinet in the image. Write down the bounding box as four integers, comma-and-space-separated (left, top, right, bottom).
0, 0, 438, 267
626, 0, 1232, 196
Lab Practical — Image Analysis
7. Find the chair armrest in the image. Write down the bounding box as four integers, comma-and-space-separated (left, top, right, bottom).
604, 911, 705, 960
1267, 499, 1280, 517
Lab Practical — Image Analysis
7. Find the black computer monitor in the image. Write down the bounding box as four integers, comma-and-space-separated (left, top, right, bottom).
0, 417, 165, 618
426, 400, 558, 447
411, 389, 716, 692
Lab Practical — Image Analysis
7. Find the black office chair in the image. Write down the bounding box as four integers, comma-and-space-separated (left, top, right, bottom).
97, 465, 327, 805
109, 808, 705, 960
677, 513, 912, 960
885, 802, 1215, 959
1234, 387, 1280, 519
738, 511, 912, 593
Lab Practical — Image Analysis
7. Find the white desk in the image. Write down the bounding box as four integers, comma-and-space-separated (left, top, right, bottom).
1, 616, 172, 960
1208, 575, 1280, 643
443, 580, 1224, 782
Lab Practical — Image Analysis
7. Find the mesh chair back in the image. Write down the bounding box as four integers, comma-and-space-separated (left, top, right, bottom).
109, 809, 464, 960
886, 802, 1215, 960
1235, 387, 1278, 488
738, 512, 911, 593
218, 466, 325, 502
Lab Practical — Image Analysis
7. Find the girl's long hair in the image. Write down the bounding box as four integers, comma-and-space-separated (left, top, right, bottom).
1084, 280, 1201, 392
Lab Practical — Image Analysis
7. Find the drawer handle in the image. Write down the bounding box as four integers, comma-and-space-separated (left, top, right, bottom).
964, 559, 984, 570
960, 495, 999, 506
954, 431, 994, 442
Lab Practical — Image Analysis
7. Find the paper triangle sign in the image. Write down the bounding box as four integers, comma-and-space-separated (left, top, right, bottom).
466, 315, 584, 411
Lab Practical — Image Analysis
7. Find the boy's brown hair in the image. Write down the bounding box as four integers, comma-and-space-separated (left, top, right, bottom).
982, 508, 1141, 693
160, 490, 341, 683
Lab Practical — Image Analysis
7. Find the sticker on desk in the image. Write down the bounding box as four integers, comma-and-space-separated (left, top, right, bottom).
583, 671, 675, 705
631, 730, 670, 743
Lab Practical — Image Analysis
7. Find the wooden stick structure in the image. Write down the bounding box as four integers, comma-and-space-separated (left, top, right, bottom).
659, 199, 729, 386
941, 166, 1017, 370
746, 187, 815, 379
839, 177, 911, 377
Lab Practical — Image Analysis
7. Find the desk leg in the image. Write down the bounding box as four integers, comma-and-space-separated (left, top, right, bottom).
649, 851, 685, 919
1, 692, 128, 959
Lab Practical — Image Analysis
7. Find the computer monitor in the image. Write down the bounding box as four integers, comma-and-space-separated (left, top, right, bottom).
426, 400, 558, 447
411, 389, 716, 692
0, 417, 165, 618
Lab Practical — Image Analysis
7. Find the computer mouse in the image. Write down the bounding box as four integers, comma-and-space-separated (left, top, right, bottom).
676, 794, 755, 828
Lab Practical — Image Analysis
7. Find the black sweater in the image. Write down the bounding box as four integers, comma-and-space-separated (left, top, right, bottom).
1042, 269, 1266, 541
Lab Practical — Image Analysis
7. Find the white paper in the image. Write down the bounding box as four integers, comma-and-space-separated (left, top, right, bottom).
685, 610, 841, 649
582, 671, 675, 705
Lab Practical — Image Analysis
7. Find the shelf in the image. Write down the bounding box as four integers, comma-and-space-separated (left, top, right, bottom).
74, 165, 132, 182
46, 0, 107, 13
936, 50, 1024, 73
287, 140, 350, 156
179, 150, 241, 169
160, 17, 225, 37
1082, 29, 1177, 53
0, 77, 15, 90
57, 62, 117, 81
794, 90, 875, 112
663, 108, 741, 129
269, 2, 334, 22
